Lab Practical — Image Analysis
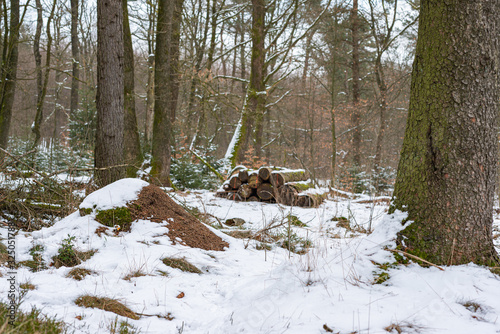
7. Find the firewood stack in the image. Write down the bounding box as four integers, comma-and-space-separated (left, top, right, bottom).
216, 166, 326, 208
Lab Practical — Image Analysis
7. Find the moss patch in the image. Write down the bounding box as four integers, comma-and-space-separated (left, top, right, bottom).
95, 207, 134, 231
75, 295, 139, 320
79, 207, 92, 216
161, 257, 202, 274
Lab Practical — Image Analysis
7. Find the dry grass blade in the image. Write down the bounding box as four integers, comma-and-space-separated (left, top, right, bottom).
75, 295, 139, 320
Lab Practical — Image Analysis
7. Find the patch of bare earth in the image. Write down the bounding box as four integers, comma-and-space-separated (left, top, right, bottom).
129, 185, 228, 251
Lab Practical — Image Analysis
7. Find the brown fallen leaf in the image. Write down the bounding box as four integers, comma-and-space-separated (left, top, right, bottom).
176, 292, 185, 299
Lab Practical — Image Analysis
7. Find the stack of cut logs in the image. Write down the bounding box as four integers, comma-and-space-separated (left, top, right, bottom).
216, 167, 326, 208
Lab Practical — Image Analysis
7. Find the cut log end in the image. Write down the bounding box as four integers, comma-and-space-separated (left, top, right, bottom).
257, 183, 274, 201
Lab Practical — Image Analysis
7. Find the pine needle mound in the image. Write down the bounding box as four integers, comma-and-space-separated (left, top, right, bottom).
74, 296, 139, 320
129, 185, 228, 251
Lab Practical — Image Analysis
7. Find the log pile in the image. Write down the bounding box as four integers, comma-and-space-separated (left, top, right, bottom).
216, 166, 326, 208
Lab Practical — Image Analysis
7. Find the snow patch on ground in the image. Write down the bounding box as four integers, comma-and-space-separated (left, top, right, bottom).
1, 181, 500, 333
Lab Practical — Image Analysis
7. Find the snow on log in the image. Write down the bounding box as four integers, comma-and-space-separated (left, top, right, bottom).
270, 169, 308, 188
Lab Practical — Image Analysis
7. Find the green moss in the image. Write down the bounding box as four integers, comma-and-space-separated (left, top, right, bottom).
79, 208, 92, 216
287, 215, 307, 227
95, 207, 134, 231
373, 271, 390, 284
20, 245, 47, 272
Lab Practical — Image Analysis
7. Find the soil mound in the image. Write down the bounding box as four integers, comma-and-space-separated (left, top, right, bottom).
129, 185, 228, 251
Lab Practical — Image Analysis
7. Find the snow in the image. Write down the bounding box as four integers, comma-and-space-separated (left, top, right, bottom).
79, 178, 149, 211
1, 179, 500, 334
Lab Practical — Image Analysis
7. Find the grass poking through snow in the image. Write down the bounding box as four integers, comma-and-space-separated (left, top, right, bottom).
74, 295, 140, 320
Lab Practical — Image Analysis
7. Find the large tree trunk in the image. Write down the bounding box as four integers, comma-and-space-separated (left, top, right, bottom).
230, 0, 266, 165
349, 0, 361, 166
151, 0, 184, 185
391, 0, 500, 265
70, 0, 80, 124
95, 0, 125, 186
246, 0, 267, 160
0, 0, 20, 151
123, 0, 142, 177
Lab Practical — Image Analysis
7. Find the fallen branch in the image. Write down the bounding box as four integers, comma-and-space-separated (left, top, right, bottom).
387, 249, 445, 271
188, 148, 224, 181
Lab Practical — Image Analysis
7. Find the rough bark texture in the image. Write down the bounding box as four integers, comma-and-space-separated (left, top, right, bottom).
0, 0, 20, 151
391, 0, 500, 265
70, 0, 80, 122
349, 0, 361, 166
234, 0, 266, 164
151, 0, 184, 185
123, 0, 142, 177
257, 182, 274, 201
95, 0, 125, 187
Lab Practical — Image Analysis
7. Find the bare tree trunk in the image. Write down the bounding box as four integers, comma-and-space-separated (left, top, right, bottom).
372, 54, 388, 170
144, 1, 156, 146
391, 0, 500, 265
32, 0, 56, 149
123, 0, 142, 177
350, 0, 361, 166
32, 0, 43, 146
95, 0, 125, 186
0, 0, 20, 151
70, 0, 80, 123
151, 0, 184, 185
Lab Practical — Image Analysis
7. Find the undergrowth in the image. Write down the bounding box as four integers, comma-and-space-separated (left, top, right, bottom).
0, 301, 66, 333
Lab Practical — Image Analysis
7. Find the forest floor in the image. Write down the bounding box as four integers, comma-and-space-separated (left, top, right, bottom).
1, 178, 500, 334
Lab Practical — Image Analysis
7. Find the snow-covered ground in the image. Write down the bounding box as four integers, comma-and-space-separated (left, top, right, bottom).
1, 179, 500, 334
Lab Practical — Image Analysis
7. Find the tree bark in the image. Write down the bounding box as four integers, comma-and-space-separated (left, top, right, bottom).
0, 0, 20, 151
95, 0, 125, 186
70, 0, 80, 123
233, 0, 266, 164
151, 0, 184, 186
32, 0, 56, 149
144, 0, 156, 146
350, 0, 361, 166
391, 0, 500, 265
123, 0, 142, 177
